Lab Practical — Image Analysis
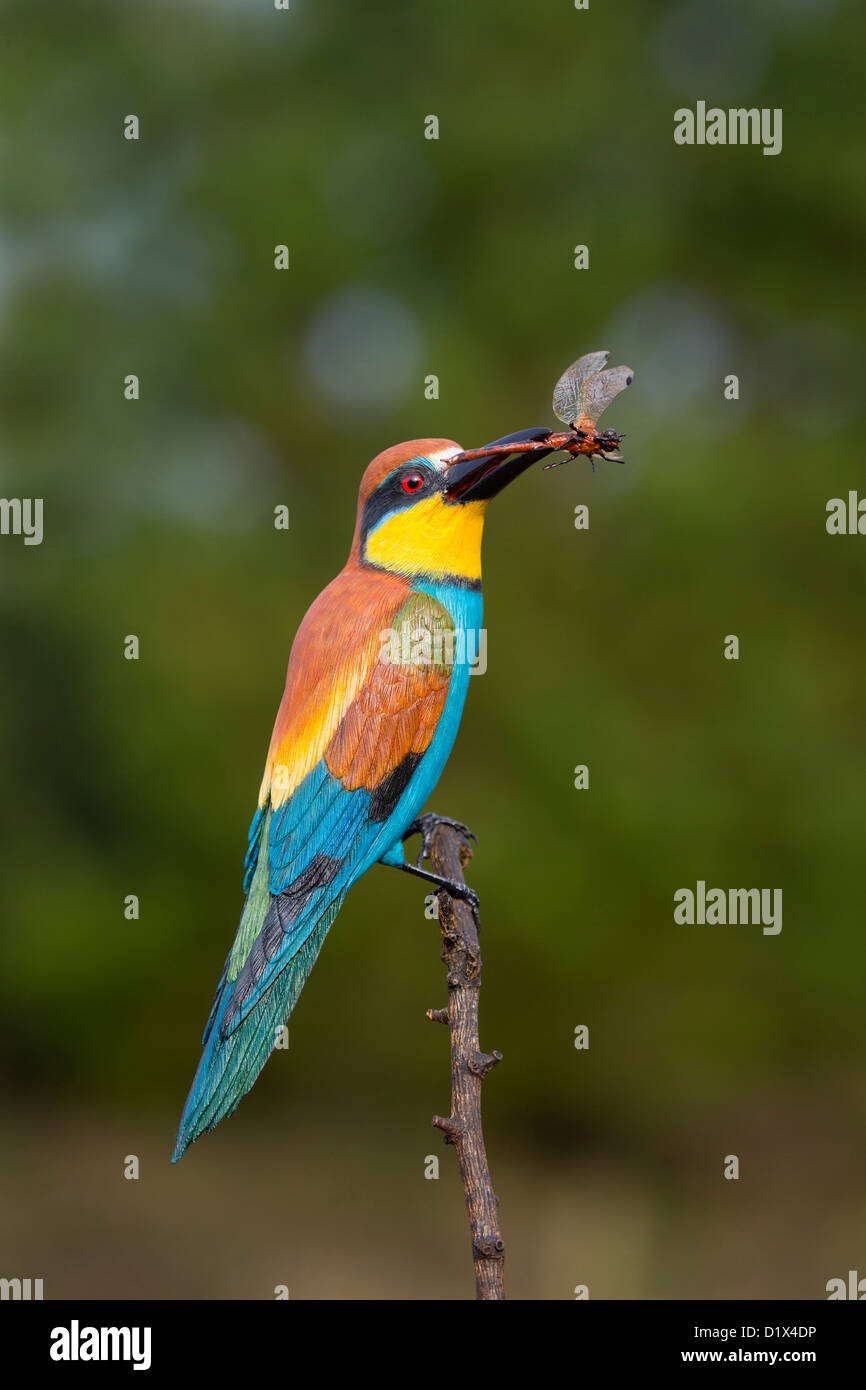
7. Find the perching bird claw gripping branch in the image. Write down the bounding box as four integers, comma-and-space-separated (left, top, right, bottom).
424, 818, 506, 1301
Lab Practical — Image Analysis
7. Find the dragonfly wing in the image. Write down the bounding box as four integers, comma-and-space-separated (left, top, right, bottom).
552, 350, 611, 425
576, 364, 634, 428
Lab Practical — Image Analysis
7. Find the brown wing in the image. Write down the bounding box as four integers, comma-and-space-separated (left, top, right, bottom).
324, 591, 453, 791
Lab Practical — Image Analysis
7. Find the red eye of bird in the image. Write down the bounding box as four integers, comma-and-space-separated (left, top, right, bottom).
401, 472, 424, 494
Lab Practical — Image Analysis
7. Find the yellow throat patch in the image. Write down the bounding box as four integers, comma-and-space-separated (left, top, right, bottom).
364, 494, 488, 582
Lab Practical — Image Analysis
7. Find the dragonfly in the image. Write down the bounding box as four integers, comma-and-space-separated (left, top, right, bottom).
448, 350, 634, 476
544, 349, 633, 469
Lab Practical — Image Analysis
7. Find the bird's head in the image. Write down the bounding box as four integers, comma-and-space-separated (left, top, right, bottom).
350, 429, 551, 586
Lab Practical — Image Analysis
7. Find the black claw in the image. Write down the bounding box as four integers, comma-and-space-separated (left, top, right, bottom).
402, 812, 477, 867
437, 880, 481, 930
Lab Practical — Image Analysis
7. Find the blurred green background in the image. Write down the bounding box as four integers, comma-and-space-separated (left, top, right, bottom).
1, 0, 865, 1299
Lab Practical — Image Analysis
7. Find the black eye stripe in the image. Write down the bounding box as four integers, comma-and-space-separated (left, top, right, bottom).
361, 462, 438, 541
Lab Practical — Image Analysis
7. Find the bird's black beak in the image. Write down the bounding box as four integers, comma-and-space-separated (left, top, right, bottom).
443, 428, 556, 502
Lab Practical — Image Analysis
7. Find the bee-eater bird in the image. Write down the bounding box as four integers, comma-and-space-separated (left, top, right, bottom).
173, 427, 556, 1161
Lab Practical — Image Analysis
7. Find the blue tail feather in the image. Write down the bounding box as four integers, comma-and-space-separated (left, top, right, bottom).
172, 897, 342, 1162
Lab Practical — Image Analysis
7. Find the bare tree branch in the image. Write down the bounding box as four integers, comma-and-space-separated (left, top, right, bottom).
426, 821, 505, 1301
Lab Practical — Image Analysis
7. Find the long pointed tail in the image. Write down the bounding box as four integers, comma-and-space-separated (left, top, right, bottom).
172, 901, 341, 1162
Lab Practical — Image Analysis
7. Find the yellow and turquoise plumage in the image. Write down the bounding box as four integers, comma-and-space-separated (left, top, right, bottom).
173, 429, 553, 1159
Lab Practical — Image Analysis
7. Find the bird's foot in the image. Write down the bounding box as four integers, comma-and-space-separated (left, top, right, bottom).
396, 861, 482, 930
402, 812, 477, 868
437, 879, 481, 930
